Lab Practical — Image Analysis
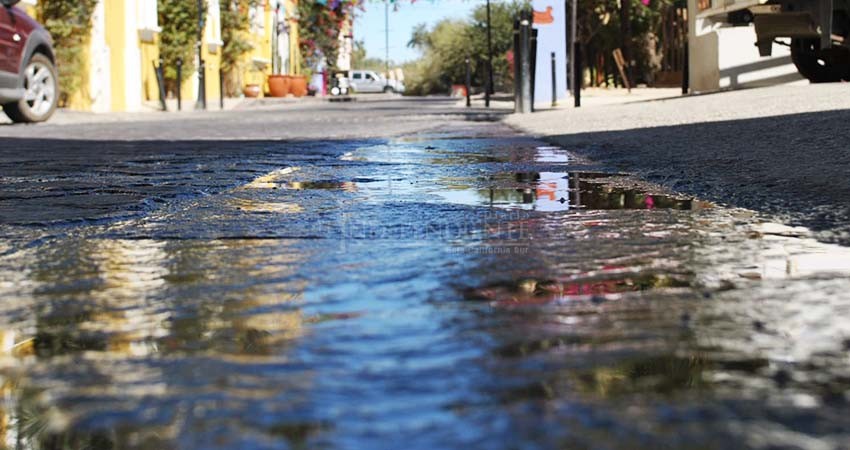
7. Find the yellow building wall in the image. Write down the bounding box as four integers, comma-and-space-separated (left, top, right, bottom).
105, 0, 127, 112
202, 41, 222, 103
64, 43, 93, 111
140, 35, 160, 103
286, 0, 301, 75
21, 2, 36, 17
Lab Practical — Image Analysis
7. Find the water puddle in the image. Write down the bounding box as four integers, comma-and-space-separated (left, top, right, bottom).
2, 132, 850, 449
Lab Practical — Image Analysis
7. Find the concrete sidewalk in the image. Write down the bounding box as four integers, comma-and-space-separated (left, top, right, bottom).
460, 87, 684, 111
504, 83, 850, 243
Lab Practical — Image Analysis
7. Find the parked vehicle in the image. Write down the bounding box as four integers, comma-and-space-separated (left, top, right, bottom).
348, 70, 405, 94
0, 0, 57, 123
698, 0, 850, 82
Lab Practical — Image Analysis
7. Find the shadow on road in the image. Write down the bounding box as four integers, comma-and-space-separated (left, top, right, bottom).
535, 108, 850, 240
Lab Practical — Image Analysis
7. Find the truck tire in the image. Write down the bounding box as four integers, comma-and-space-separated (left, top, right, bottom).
790, 39, 850, 83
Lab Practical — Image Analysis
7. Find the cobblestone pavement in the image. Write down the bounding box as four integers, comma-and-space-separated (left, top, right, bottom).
1, 93, 849, 449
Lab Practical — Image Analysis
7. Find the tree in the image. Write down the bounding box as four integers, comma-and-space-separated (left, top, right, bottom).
403, 1, 526, 96
221, 0, 260, 96
36, 0, 98, 105
351, 40, 387, 72
298, 0, 361, 73
158, 0, 204, 95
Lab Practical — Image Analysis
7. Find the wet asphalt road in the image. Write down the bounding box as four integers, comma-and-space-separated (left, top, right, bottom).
506, 84, 850, 245
1, 96, 850, 449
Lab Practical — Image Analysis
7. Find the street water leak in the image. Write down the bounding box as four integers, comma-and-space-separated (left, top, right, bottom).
1, 128, 850, 449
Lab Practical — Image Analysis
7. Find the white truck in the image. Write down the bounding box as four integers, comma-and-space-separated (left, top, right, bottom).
698, 0, 850, 82
348, 70, 405, 94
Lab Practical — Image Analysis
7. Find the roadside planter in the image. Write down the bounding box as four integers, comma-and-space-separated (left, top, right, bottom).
243, 84, 261, 98
290, 75, 308, 97
268, 75, 290, 97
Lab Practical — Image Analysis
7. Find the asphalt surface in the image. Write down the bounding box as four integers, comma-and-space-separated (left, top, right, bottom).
506, 84, 850, 244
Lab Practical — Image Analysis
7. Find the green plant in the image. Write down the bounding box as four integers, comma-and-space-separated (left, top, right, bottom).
36, 0, 98, 106
403, 1, 525, 95
298, 0, 360, 73
220, 0, 260, 96
158, 0, 205, 95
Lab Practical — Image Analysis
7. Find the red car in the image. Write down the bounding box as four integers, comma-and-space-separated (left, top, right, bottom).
0, 0, 57, 123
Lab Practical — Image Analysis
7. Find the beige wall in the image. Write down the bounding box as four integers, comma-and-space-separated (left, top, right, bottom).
688, 0, 805, 92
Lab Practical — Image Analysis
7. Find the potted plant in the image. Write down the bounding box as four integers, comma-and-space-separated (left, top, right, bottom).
268, 74, 290, 97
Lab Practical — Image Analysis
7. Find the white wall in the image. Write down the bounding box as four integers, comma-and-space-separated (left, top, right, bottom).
89, 0, 111, 113
688, 0, 806, 91
716, 27, 805, 88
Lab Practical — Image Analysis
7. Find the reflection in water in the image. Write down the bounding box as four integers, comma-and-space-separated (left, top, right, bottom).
2, 136, 850, 449
0, 237, 310, 449
436, 172, 708, 212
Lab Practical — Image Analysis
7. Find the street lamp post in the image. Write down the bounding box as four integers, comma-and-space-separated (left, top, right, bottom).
385, 0, 390, 91
196, 0, 207, 110
485, 0, 493, 108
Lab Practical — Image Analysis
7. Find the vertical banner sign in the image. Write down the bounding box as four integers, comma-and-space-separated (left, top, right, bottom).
532, 0, 568, 107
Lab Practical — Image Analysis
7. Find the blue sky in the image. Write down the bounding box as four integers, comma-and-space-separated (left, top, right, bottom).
353, 1, 479, 63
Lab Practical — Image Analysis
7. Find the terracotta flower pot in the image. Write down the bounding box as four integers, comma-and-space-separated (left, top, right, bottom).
289, 75, 308, 97
243, 84, 261, 98
267, 75, 290, 97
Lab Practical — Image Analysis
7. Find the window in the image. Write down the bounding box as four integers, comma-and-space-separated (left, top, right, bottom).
365, 73, 373, 80
353, 73, 362, 80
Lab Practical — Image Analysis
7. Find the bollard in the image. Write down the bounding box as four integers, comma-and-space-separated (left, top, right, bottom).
219, 68, 225, 110
550, 52, 557, 107
154, 59, 167, 112
573, 42, 581, 107
682, 43, 689, 95
513, 19, 521, 110
197, 59, 207, 110
516, 10, 533, 114
530, 28, 538, 112
465, 58, 472, 108
176, 58, 183, 111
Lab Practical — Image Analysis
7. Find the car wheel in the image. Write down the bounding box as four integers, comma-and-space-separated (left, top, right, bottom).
790, 39, 850, 83
3, 54, 58, 123
383, 86, 395, 94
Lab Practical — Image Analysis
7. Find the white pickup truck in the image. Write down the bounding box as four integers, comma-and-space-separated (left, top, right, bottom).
697, 0, 850, 81
348, 70, 405, 94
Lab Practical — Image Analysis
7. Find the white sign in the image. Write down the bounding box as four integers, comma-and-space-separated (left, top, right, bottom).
532, 0, 568, 107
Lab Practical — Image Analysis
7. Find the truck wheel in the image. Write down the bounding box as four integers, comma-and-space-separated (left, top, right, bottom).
2, 54, 58, 123
383, 86, 395, 94
790, 39, 850, 83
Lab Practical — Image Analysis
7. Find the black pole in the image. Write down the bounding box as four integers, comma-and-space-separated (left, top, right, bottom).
385, 0, 390, 90
682, 43, 689, 95
176, 58, 183, 111
513, 19, 521, 110
198, 59, 207, 110
530, 28, 538, 112
196, 0, 206, 110
573, 42, 581, 107
485, 0, 493, 107
465, 57, 472, 107
154, 59, 166, 111
550, 52, 557, 107
220, 67, 225, 109
517, 10, 532, 113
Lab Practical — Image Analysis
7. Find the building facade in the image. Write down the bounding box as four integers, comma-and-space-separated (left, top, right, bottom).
20, 0, 303, 111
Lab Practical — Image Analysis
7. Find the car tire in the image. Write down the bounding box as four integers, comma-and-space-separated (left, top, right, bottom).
383, 86, 395, 94
790, 39, 850, 83
3, 53, 58, 123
